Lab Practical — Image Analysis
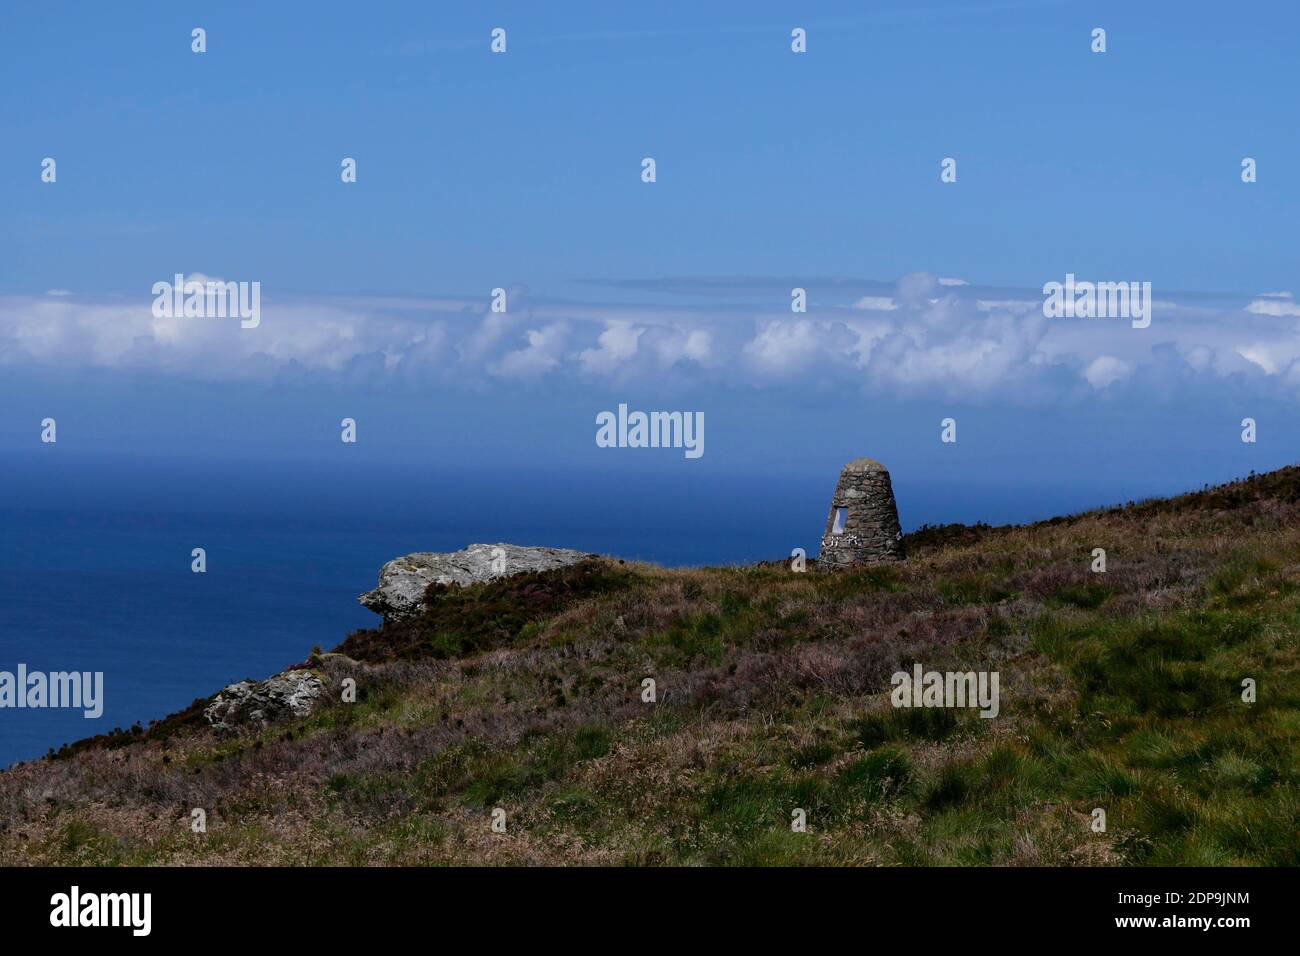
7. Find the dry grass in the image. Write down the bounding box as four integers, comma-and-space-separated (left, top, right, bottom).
2, 468, 1298, 866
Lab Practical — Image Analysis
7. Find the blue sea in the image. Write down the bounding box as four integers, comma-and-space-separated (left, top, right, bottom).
0, 456, 1186, 768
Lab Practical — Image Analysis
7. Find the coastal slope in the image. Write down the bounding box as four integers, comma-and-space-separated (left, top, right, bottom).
2, 469, 1298, 865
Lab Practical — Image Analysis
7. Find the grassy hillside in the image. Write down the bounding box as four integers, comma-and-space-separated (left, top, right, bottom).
2, 469, 1298, 865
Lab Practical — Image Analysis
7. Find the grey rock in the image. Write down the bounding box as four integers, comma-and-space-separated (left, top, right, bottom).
818, 458, 905, 569
358, 542, 593, 624
204, 669, 325, 734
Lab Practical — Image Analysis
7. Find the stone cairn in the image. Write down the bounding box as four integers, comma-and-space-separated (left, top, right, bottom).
818, 458, 904, 569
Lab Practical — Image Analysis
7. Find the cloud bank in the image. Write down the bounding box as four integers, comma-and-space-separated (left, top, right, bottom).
3, 273, 1299, 401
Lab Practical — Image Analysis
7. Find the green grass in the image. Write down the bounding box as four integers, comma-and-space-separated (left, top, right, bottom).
937, 574, 1015, 605
7, 466, 1300, 866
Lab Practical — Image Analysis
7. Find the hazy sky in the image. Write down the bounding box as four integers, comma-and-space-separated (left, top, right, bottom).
1, 0, 1297, 525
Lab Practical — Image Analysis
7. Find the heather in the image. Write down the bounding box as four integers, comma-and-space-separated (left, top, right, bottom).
1, 469, 1297, 866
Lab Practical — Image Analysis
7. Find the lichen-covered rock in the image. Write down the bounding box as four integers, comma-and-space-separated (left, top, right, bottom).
818, 458, 905, 569
203, 669, 325, 734
358, 542, 593, 624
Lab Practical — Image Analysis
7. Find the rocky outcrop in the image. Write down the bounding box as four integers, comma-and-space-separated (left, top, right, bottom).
358, 543, 593, 624
819, 458, 905, 569
204, 669, 325, 735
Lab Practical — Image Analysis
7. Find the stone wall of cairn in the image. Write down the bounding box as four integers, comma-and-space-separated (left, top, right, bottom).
818, 459, 904, 569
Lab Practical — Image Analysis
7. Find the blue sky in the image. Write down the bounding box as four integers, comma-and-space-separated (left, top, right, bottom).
1, 0, 1298, 529
4, 0, 1298, 294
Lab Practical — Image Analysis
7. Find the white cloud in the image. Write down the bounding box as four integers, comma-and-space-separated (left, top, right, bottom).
3, 273, 1300, 403
457, 308, 516, 364
1083, 355, 1132, 389
577, 321, 643, 376
742, 319, 836, 377
1236, 346, 1278, 374
645, 326, 712, 368
852, 296, 898, 311
1246, 297, 1300, 317
1183, 344, 1214, 372
489, 322, 570, 379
